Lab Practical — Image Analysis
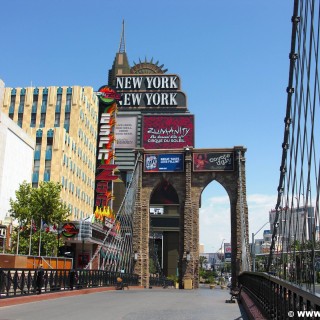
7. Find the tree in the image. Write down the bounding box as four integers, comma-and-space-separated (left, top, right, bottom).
9, 181, 32, 225
199, 256, 208, 271
9, 181, 70, 256
30, 181, 70, 226
10, 181, 69, 227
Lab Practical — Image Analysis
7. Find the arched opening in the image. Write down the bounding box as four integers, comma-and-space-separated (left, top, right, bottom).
199, 181, 231, 284
149, 179, 180, 277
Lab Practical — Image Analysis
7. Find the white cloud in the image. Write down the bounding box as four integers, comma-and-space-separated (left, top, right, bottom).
199, 192, 277, 253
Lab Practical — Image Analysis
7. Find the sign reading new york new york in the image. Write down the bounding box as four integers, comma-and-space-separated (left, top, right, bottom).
115, 75, 187, 109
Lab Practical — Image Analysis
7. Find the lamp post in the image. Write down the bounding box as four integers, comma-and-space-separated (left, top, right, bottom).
252, 221, 269, 272
215, 239, 225, 275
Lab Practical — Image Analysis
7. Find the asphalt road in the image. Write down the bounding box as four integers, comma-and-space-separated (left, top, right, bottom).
0, 286, 248, 320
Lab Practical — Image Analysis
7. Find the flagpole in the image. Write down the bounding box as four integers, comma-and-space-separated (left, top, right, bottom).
38, 217, 42, 256
29, 218, 33, 256
16, 222, 20, 255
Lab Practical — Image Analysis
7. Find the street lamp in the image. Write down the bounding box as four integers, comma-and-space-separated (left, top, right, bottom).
252, 221, 269, 272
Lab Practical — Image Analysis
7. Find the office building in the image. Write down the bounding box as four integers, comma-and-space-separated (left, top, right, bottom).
1, 86, 99, 221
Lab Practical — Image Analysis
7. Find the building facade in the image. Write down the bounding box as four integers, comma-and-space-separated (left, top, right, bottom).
0, 111, 35, 251
1, 86, 99, 221
269, 206, 315, 251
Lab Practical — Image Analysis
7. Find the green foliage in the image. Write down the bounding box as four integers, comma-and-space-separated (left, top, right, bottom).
10, 181, 69, 225
167, 274, 178, 284
9, 181, 32, 224
207, 275, 215, 284
199, 269, 218, 283
149, 257, 157, 274
10, 226, 60, 256
199, 256, 208, 271
9, 181, 69, 256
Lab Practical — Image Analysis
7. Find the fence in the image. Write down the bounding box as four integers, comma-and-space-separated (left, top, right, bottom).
0, 268, 139, 298
239, 272, 320, 319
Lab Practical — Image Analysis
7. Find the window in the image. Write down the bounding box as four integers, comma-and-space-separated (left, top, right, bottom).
35, 137, 42, 159
34, 160, 40, 172
40, 113, 46, 127
64, 111, 70, 133
19, 94, 25, 113
32, 95, 38, 113
41, 94, 48, 113
66, 92, 72, 112
56, 91, 62, 112
17, 113, 23, 127
9, 95, 15, 118
30, 113, 36, 127
44, 160, 51, 181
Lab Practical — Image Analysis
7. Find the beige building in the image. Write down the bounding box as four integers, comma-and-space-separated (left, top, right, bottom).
1, 86, 99, 221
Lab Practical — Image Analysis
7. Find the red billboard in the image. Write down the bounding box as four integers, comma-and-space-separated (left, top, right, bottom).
143, 115, 194, 149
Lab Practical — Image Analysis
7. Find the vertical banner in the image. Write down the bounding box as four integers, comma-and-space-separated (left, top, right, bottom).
94, 86, 121, 233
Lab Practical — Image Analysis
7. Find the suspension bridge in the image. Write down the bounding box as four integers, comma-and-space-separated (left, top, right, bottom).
2, 0, 320, 318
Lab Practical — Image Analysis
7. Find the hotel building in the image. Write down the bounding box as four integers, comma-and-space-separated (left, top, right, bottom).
1, 86, 99, 221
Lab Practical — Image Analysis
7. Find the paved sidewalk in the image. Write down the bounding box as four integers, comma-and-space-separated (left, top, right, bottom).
0, 285, 248, 320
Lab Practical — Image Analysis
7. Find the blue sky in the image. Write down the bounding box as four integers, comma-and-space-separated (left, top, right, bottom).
1, 1, 294, 252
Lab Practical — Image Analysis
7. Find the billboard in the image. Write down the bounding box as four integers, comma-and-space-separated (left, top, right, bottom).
115, 116, 137, 149
193, 152, 234, 171
144, 154, 184, 172
115, 75, 187, 110
224, 243, 231, 262
143, 115, 194, 149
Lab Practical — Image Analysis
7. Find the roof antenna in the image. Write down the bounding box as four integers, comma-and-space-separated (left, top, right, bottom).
118, 19, 126, 53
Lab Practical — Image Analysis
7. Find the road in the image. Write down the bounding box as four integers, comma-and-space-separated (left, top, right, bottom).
0, 286, 248, 320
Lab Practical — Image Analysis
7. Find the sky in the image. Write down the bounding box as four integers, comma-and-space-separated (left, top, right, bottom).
0, 0, 294, 252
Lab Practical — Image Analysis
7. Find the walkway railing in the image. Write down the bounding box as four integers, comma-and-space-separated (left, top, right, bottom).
0, 268, 139, 298
239, 272, 320, 319
149, 275, 174, 288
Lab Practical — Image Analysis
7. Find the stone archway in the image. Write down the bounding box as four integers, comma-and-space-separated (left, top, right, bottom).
149, 180, 180, 277
132, 146, 249, 289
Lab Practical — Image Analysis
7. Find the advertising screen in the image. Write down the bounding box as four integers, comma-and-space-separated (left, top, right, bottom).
143, 115, 194, 149
144, 154, 184, 172
193, 152, 234, 171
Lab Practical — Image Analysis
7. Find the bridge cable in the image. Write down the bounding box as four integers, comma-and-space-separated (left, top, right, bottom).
268, 0, 320, 293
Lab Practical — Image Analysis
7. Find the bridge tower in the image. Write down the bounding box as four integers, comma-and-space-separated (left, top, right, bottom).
132, 146, 250, 288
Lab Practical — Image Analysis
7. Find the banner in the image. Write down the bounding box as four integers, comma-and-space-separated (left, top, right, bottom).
115, 116, 137, 149
143, 115, 194, 149
193, 152, 234, 171
144, 154, 184, 172
224, 243, 231, 262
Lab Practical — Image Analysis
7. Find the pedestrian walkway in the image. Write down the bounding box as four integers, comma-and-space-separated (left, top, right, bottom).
0, 285, 248, 320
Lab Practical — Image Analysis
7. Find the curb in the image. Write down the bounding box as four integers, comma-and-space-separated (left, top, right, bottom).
0, 286, 144, 308
239, 290, 267, 320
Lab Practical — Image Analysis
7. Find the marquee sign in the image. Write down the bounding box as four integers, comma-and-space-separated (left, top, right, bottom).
193, 152, 234, 171
115, 75, 187, 109
143, 115, 194, 149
